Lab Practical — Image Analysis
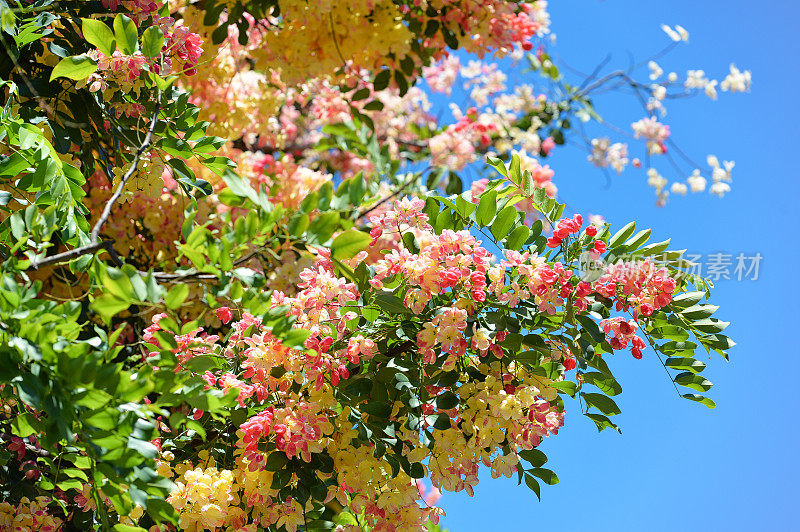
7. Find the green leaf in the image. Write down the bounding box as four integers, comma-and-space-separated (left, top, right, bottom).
454, 194, 474, 218
435, 391, 459, 410
548, 380, 577, 397
508, 153, 521, 184
113, 14, 138, 55
11, 412, 40, 438
9, 212, 25, 240
681, 394, 716, 409
425, 413, 452, 430
50, 55, 98, 81
222, 170, 258, 203
486, 156, 508, 177
691, 319, 729, 334
363, 100, 384, 111
491, 205, 517, 241
394, 69, 409, 94
583, 372, 622, 396
307, 212, 340, 244
142, 26, 165, 57
61, 468, 89, 481
84, 409, 119, 431
373, 292, 410, 315
82, 18, 116, 56
57, 478, 84, 491
331, 229, 371, 260
475, 190, 498, 226
362, 401, 391, 418
524, 474, 541, 500
505, 225, 530, 250
581, 392, 621, 415
282, 328, 311, 348
608, 221, 635, 249
351, 88, 370, 101
264, 451, 288, 471
529, 467, 559, 485
585, 413, 621, 433
183, 355, 221, 373
679, 304, 719, 320
521, 170, 534, 195
665, 357, 706, 374
636, 239, 671, 256
0, 153, 30, 177
164, 284, 189, 310
697, 333, 736, 352
402, 232, 419, 254
519, 449, 548, 467
91, 294, 130, 323
113, 525, 149, 532
576, 315, 604, 344
373, 69, 391, 91
674, 372, 712, 392
624, 229, 651, 250
671, 291, 705, 308
287, 212, 310, 236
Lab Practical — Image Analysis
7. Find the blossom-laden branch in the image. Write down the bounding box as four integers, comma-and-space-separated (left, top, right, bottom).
28, 99, 161, 271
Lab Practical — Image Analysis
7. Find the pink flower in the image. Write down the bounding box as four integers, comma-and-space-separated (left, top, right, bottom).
541, 136, 556, 155
215, 306, 233, 324
592, 240, 607, 254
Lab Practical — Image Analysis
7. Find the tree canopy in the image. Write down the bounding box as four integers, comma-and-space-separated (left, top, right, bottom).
0, 1, 745, 530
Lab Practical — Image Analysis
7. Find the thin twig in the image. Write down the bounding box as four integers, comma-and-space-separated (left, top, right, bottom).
90, 99, 161, 243
357, 169, 427, 220
28, 97, 161, 270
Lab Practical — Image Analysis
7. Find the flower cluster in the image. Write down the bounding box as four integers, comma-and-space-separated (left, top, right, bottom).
430, 107, 499, 170
142, 200, 679, 530
632, 116, 671, 155
84, 4, 203, 99
593, 259, 677, 318
600, 317, 647, 359
0, 497, 62, 532
166, 462, 241, 531
588, 138, 629, 174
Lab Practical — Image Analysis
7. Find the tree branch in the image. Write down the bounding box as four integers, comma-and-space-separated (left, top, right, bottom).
28, 239, 121, 270
90, 100, 161, 243
28, 98, 161, 271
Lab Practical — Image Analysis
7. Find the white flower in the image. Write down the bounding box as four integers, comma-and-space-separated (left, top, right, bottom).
667, 72, 678, 82
607, 143, 629, 173
647, 168, 667, 193
710, 181, 731, 197
685, 70, 709, 89
648, 61, 663, 81
661, 24, 681, 42
670, 182, 688, 195
720, 64, 751, 93
588, 138, 628, 173
661, 24, 688, 42
687, 170, 707, 192
704, 79, 718, 100
648, 85, 667, 114
510, 46, 525, 62
461, 60, 483, 79
588, 214, 606, 227
708, 156, 734, 185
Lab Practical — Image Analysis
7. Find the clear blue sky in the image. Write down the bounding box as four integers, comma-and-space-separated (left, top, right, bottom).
437, 2, 800, 530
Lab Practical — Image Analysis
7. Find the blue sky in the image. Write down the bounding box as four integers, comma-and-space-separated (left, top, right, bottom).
437, 2, 800, 530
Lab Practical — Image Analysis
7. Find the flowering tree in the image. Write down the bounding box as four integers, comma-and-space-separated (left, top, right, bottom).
0, 1, 744, 530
